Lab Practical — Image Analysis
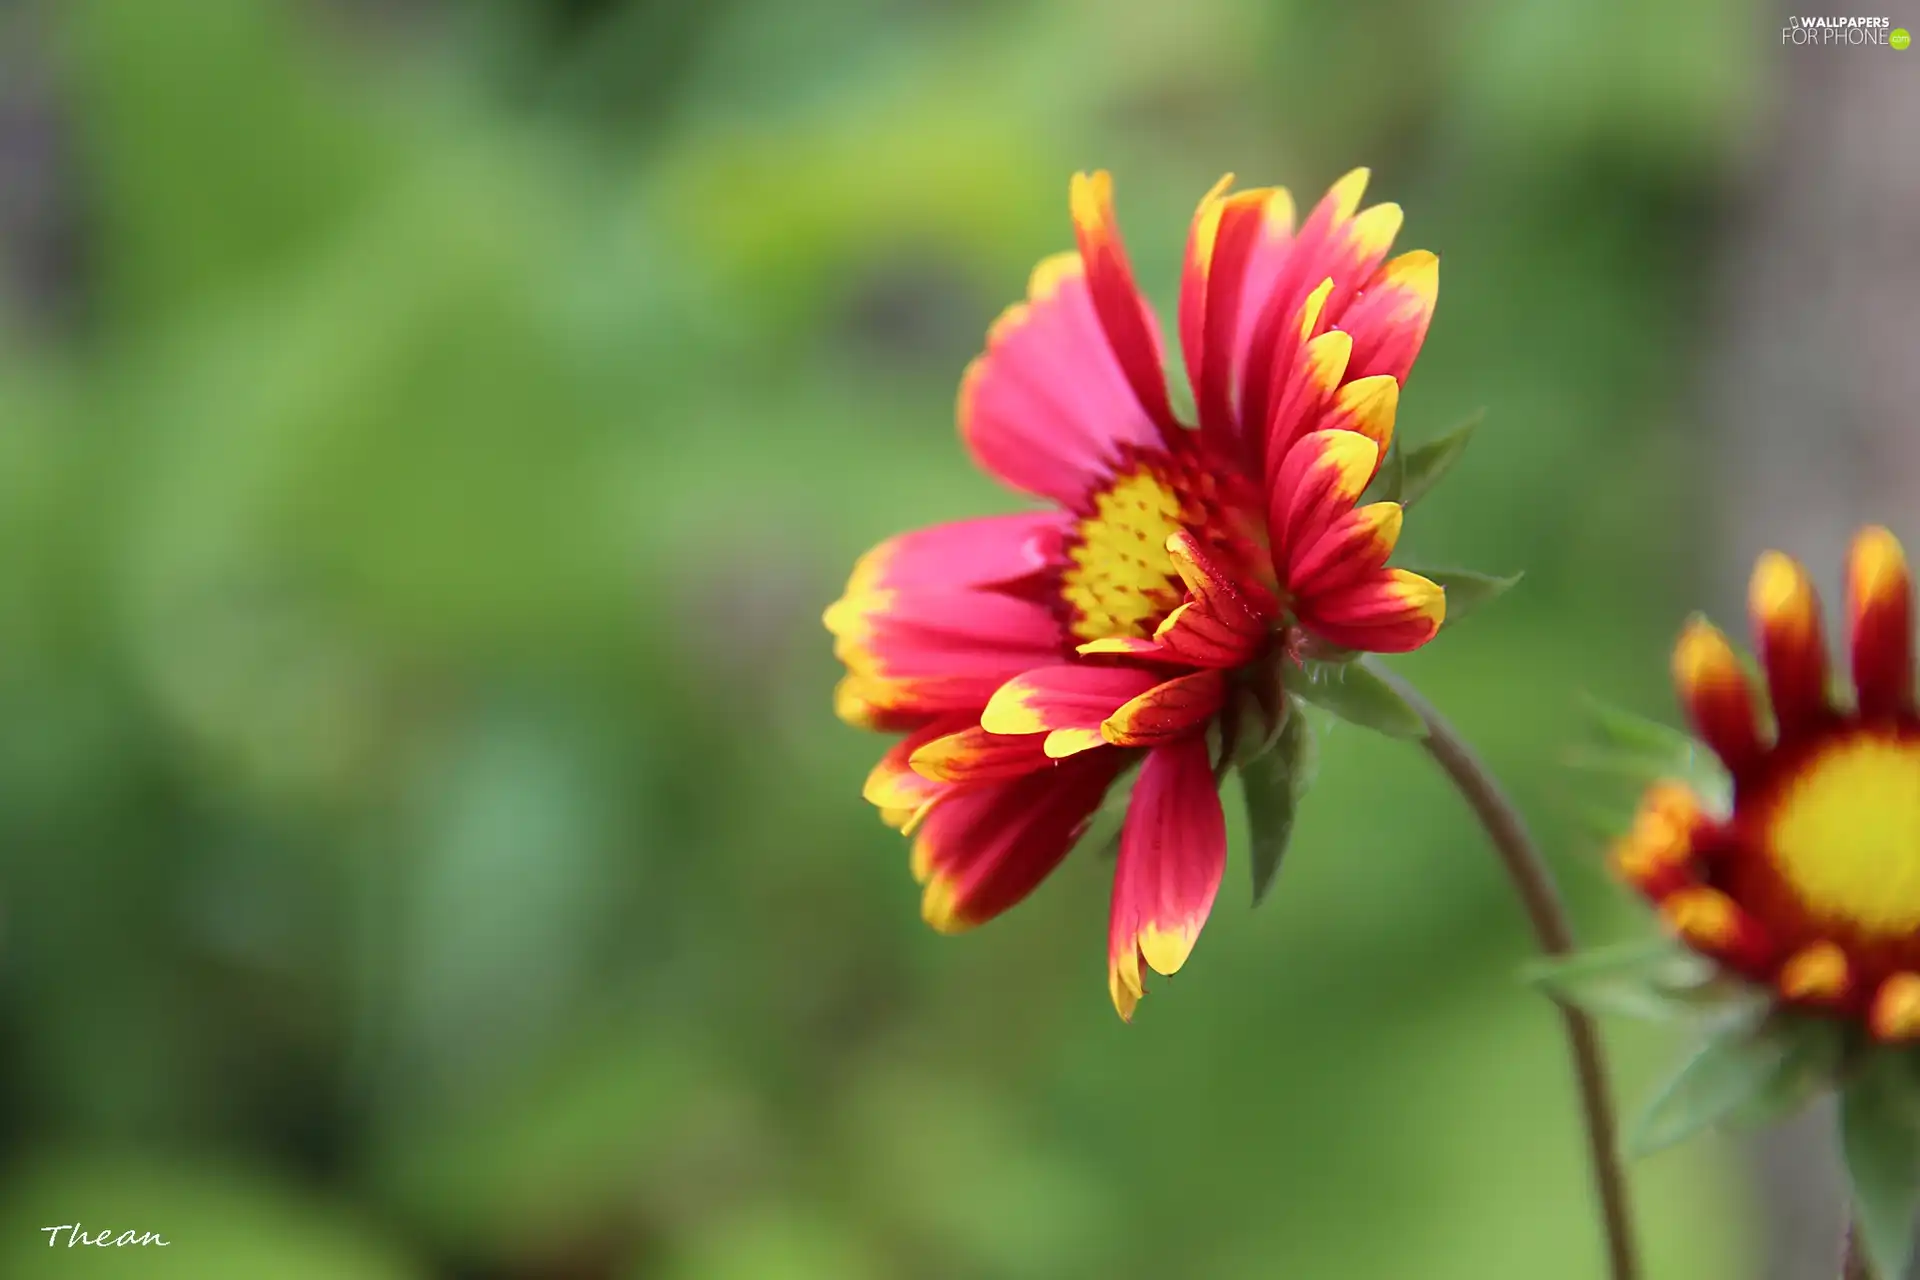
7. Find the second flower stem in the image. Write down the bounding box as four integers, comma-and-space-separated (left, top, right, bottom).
1841, 1219, 1870, 1280
1368, 661, 1640, 1280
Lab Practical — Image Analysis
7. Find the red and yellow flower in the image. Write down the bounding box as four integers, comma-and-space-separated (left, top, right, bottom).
1614, 528, 1920, 1040
826, 169, 1445, 1018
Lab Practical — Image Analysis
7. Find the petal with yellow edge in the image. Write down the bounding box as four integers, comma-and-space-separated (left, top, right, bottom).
1068, 171, 1180, 437
1847, 526, 1914, 717
1257, 324, 1351, 485
959, 250, 1168, 505
1671, 616, 1765, 778
980, 664, 1161, 756
1293, 568, 1444, 654
1313, 374, 1400, 457
824, 588, 1068, 729
1106, 738, 1227, 1020
1177, 175, 1236, 400
1077, 598, 1264, 670
1660, 886, 1774, 973
1339, 249, 1439, 385
1777, 941, 1852, 1007
1748, 550, 1831, 736
1293, 173, 1403, 322
1870, 973, 1920, 1042
1075, 635, 1168, 661
908, 724, 1051, 785
911, 751, 1127, 935
1284, 501, 1403, 599
1179, 179, 1278, 439
1240, 169, 1400, 407
1166, 529, 1275, 632
1153, 601, 1267, 668
1101, 669, 1228, 748
1268, 428, 1379, 560
1242, 170, 1370, 353
1610, 780, 1707, 899
1203, 186, 1300, 455
862, 717, 969, 826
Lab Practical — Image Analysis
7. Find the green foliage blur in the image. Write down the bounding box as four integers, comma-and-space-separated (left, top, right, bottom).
0, 0, 1770, 1274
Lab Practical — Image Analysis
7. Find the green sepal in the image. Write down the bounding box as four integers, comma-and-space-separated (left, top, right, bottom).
1628, 1013, 1829, 1157
1398, 410, 1482, 508
1281, 658, 1427, 740
1241, 702, 1320, 906
1523, 939, 1753, 1024
1840, 1047, 1920, 1280
1571, 698, 1733, 813
1396, 566, 1521, 630
1720, 1018, 1846, 1131
1585, 697, 1701, 759
1217, 661, 1289, 773
1360, 440, 1405, 505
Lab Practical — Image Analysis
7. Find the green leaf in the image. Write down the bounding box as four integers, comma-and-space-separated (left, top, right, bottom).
1523, 940, 1729, 1022
1585, 697, 1702, 759
1721, 1019, 1844, 1131
1360, 440, 1404, 504
1560, 746, 1686, 785
1281, 659, 1427, 740
1398, 410, 1482, 507
1575, 698, 1732, 811
1400, 567, 1521, 630
1841, 1049, 1920, 1280
1629, 1018, 1801, 1156
1218, 674, 1287, 773
1242, 705, 1320, 905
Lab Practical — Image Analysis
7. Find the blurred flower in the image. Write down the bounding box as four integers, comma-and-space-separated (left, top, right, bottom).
826, 169, 1443, 1018
1614, 528, 1920, 1038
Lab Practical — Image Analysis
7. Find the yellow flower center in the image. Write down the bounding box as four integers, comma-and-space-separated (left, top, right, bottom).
1764, 734, 1920, 937
1060, 464, 1187, 641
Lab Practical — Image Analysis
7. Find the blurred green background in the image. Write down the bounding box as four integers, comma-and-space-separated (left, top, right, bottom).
0, 0, 1774, 1275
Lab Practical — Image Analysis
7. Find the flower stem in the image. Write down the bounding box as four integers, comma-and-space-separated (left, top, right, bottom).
1367, 661, 1640, 1280
1841, 1218, 1870, 1280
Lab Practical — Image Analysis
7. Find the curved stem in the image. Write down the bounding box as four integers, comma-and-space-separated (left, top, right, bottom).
1368, 661, 1640, 1280
1841, 1218, 1871, 1280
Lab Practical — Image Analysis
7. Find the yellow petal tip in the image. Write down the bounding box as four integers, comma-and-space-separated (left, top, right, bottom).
1138, 923, 1198, 977
1043, 727, 1107, 759
1328, 167, 1370, 220
1749, 550, 1812, 620
920, 871, 971, 935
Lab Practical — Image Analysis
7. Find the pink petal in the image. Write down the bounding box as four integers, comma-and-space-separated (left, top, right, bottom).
1107, 738, 1228, 1019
